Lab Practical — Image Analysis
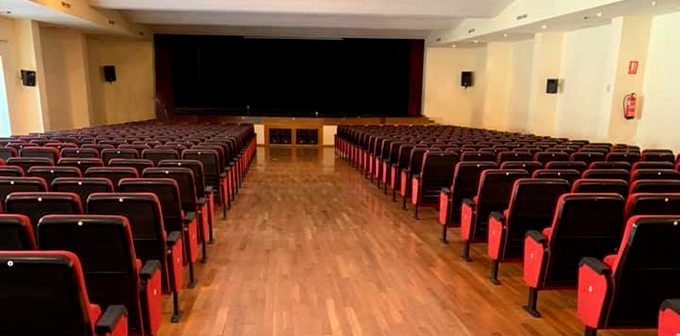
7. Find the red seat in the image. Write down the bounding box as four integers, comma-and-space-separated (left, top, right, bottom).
85, 167, 139, 188
606, 152, 640, 164
522, 193, 625, 317
101, 149, 139, 164
19, 146, 60, 162
61, 148, 100, 159
499, 161, 543, 175
0, 251, 128, 336
411, 151, 458, 219
577, 216, 680, 335
629, 180, 680, 194
532, 169, 581, 185
589, 161, 631, 170
27, 166, 82, 185
38, 215, 163, 336
534, 151, 569, 165
631, 169, 680, 182
108, 159, 154, 175
660, 299, 680, 336
51, 177, 114, 203
58, 158, 105, 175
0, 166, 25, 177
0, 176, 48, 204
545, 161, 588, 172
0, 214, 36, 250
625, 193, 680, 220
631, 161, 674, 171
572, 179, 628, 197
582, 168, 629, 181
571, 152, 605, 164
6, 157, 54, 172
4, 192, 83, 233
142, 149, 180, 165
641, 150, 675, 163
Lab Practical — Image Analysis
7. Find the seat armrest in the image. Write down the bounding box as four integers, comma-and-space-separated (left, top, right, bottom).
489, 211, 505, 223
205, 186, 214, 193
167, 231, 181, 246
219, 172, 227, 178
526, 230, 547, 245
661, 299, 680, 313
441, 187, 451, 195
579, 257, 611, 276
391, 163, 399, 168
95, 305, 127, 335
197, 197, 207, 206
403, 168, 411, 174
184, 211, 196, 223
140, 260, 161, 281
462, 198, 476, 207
412, 174, 421, 180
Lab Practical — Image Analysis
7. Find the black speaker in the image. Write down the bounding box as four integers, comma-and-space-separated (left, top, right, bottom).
461, 71, 473, 88
546, 78, 559, 94
103, 65, 117, 82
20, 70, 36, 87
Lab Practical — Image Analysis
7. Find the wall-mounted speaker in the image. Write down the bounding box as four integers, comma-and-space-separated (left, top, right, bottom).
20, 70, 36, 87
103, 65, 117, 82
546, 78, 559, 94
461, 71, 474, 88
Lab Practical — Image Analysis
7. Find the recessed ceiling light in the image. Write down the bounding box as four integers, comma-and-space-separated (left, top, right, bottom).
596, 12, 603, 17
503, 33, 508, 37
473, 40, 479, 44
651, 1, 657, 6
451, 44, 457, 48
541, 24, 548, 29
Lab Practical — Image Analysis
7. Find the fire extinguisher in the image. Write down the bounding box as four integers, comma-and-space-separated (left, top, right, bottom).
623, 92, 637, 120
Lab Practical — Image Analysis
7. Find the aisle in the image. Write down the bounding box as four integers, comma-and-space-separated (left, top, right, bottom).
159, 147, 652, 336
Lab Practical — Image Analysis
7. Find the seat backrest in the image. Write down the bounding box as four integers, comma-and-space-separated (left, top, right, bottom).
27, 166, 82, 185
497, 151, 533, 163
107, 158, 154, 175
631, 169, 680, 182
499, 161, 542, 175
570, 152, 605, 164
0, 166, 24, 177
157, 159, 206, 195
118, 177, 183, 233
545, 161, 588, 172
142, 167, 198, 213
85, 166, 139, 188
0, 176, 48, 204
447, 161, 497, 222
5, 192, 83, 233
6, 157, 55, 172
582, 168, 630, 181
101, 148, 139, 163
19, 147, 60, 162
407, 148, 428, 175
0, 251, 98, 336
503, 178, 569, 258
571, 178, 628, 197
589, 161, 631, 171
534, 151, 569, 165
418, 151, 458, 202
533, 169, 581, 184
544, 193, 625, 285
37, 214, 145, 334
629, 179, 680, 194
0, 147, 17, 161
142, 148, 180, 165
471, 169, 529, 240
182, 149, 222, 179
640, 150, 675, 163
57, 158, 104, 175
625, 193, 680, 219
461, 151, 496, 162
51, 177, 114, 204
60, 148, 100, 159
396, 144, 415, 170
631, 161, 674, 171
0, 214, 36, 250
606, 152, 641, 164
603, 215, 680, 327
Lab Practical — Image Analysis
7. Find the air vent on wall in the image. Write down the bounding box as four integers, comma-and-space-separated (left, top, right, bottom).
61, 1, 71, 9
468, 28, 476, 34
516, 14, 528, 20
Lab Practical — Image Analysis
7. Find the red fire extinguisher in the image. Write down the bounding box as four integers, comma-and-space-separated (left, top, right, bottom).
623, 92, 637, 119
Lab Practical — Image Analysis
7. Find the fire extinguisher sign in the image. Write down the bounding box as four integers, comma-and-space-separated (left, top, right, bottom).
628, 60, 639, 75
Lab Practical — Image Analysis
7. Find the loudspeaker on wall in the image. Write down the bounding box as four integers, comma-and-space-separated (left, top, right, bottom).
20, 70, 36, 87
546, 78, 559, 94
461, 71, 473, 88
103, 65, 117, 82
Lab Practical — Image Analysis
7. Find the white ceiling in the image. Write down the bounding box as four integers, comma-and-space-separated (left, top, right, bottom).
86, 0, 514, 38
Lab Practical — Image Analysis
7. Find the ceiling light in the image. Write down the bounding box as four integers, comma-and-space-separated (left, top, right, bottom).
651, 1, 657, 6
596, 12, 603, 17
473, 40, 479, 44
503, 33, 508, 37
451, 44, 457, 48
541, 24, 548, 29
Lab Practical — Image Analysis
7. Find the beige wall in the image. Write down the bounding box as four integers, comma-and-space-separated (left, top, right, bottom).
86, 36, 155, 125
40, 27, 91, 131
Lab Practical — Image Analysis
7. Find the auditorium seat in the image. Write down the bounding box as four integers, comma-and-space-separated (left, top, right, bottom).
101, 148, 140, 163
582, 169, 630, 181
108, 159, 154, 176
641, 149, 675, 163
631, 161, 675, 171
577, 216, 680, 335
6, 157, 55, 172
390, 143, 416, 202
571, 179, 628, 197
0, 147, 17, 161
4, 192, 83, 233
142, 149, 180, 165
629, 180, 680, 194
500, 161, 543, 176
20, 146, 60, 162
532, 169, 581, 185
460, 169, 529, 261
487, 179, 569, 284
631, 169, 680, 182
0, 166, 24, 177
497, 151, 533, 164
399, 147, 428, 210
571, 152, 605, 165
61, 148, 100, 159
118, 177, 200, 286
411, 151, 458, 219
0, 251, 128, 336
659, 299, 680, 336
590, 161, 632, 170
545, 161, 588, 172
606, 152, 641, 164
182, 149, 228, 217
51, 177, 114, 203
625, 193, 680, 219
534, 152, 569, 165
85, 167, 139, 188
0, 214, 36, 250
461, 151, 496, 162
87, 192, 184, 322
27, 166, 82, 185
38, 214, 162, 336
0, 176, 48, 204
522, 193, 625, 317
58, 158, 105, 174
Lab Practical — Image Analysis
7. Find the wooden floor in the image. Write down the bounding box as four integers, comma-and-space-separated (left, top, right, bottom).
159, 147, 655, 336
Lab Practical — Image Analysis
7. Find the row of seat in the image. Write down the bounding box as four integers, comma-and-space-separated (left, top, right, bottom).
0, 120, 257, 336
335, 125, 680, 336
